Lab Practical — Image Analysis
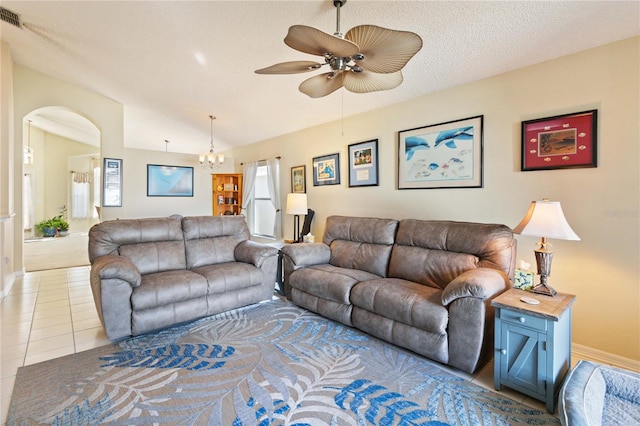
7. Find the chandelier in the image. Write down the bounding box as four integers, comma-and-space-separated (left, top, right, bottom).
199, 115, 224, 169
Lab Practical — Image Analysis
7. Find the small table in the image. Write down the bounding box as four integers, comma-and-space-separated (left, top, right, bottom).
265, 241, 287, 296
492, 288, 576, 413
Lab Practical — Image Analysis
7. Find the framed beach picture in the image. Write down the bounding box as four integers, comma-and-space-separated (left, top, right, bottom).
348, 139, 379, 187
312, 153, 340, 186
398, 115, 484, 189
521, 109, 597, 171
147, 164, 194, 197
291, 165, 306, 193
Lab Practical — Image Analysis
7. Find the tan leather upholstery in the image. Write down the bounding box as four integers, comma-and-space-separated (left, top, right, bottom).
282, 215, 516, 373
89, 215, 278, 340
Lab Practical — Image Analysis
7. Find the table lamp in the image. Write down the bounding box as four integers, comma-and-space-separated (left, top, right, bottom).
512, 199, 580, 296
286, 193, 307, 243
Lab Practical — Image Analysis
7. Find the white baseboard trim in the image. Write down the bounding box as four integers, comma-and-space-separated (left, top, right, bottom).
0, 270, 17, 301
572, 343, 640, 372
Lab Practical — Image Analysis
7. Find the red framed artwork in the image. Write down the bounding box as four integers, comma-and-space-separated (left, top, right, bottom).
521, 109, 597, 171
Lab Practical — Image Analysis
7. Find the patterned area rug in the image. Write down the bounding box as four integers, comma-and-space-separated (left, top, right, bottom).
8, 298, 560, 425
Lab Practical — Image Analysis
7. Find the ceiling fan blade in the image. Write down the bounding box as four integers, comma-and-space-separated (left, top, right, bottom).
343, 70, 403, 94
299, 72, 345, 98
345, 25, 422, 74
285, 25, 360, 58
255, 61, 323, 74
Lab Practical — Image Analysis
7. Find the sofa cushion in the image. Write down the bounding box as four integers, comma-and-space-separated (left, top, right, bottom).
352, 307, 449, 365
389, 245, 478, 290
389, 219, 517, 289
350, 278, 448, 335
132, 298, 208, 336
88, 217, 184, 262
131, 270, 208, 310
291, 288, 354, 327
193, 262, 263, 294
182, 216, 250, 269
288, 264, 381, 305
120, 240, 187, 275
323, 216, 398, 277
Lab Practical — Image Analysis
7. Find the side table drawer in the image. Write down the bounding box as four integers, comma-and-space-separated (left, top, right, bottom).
499, 310, 547, 331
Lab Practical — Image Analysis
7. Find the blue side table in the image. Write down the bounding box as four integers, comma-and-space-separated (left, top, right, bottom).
492, 288, 576, 413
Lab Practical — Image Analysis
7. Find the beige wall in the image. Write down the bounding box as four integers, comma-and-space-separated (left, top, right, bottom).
225, 37, 640, 365
1, 41, 16, 298
116, 147, 234, 220
10, 64, 124, 273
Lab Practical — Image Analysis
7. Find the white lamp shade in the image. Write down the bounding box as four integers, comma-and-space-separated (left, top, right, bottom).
286, 193, 307, 215
512, 200, 580, 241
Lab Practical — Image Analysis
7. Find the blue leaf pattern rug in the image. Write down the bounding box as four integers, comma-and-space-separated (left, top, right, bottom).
8, 298, 560, 425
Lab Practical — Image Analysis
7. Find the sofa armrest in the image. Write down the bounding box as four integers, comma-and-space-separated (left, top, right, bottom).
91, 255, 142, 288
235, 240, 278, 268
281, 242, 331, 268
441, 267, 509, 306
90, 255, 141, 340
558, 361, 607, 426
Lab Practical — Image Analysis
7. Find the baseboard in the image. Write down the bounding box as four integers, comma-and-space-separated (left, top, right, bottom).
0, 269, 18, 301
572, 343, 640, 372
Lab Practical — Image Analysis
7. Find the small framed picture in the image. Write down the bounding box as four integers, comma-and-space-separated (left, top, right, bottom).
312, 153, 340, 186
521, 109, 597, 171
348, 139, 379, 187
398, 115, 483, 189
291, 165, 306, 193
102, 158, 123, 207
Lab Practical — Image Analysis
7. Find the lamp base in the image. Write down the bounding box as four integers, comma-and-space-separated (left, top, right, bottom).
532, 246, 556, 297
531, 283, 557, 297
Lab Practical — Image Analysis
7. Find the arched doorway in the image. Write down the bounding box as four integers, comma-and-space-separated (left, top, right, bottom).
23, 106, 101, 271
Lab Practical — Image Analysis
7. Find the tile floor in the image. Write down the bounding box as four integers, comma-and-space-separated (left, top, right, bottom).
1, 266, 560, 424
1, 266, 110, 424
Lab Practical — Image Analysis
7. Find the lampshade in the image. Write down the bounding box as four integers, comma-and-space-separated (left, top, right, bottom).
286, 193, 307, 215
512, 200, 580, 241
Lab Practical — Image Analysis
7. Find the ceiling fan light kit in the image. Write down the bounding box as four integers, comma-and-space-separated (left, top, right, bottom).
255, 0, 422, 98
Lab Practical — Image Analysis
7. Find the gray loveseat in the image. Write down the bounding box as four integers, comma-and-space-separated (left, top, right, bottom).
282, 216, 516, 373
88, 215, 278, 340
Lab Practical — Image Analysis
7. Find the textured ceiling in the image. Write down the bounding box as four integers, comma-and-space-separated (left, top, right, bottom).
1, 1, 638, 155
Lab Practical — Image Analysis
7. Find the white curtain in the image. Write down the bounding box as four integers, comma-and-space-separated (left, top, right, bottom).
23, 173, 34, 230
71, 172, 91, 219
266, 157, 282, 240
241, 161, 258, 232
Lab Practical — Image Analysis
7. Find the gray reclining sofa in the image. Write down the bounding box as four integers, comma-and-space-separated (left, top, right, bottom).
88, 215, 278, 340
282, 215, 516, 373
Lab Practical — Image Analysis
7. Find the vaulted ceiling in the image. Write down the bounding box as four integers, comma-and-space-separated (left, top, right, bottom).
2, 1, 638, 154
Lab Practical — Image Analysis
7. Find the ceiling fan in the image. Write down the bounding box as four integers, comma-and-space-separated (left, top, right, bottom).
255, 0, 423, 98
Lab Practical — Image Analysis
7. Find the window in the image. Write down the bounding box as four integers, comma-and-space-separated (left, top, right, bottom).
251, 164, 277, 238
23, 172, 34, 231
